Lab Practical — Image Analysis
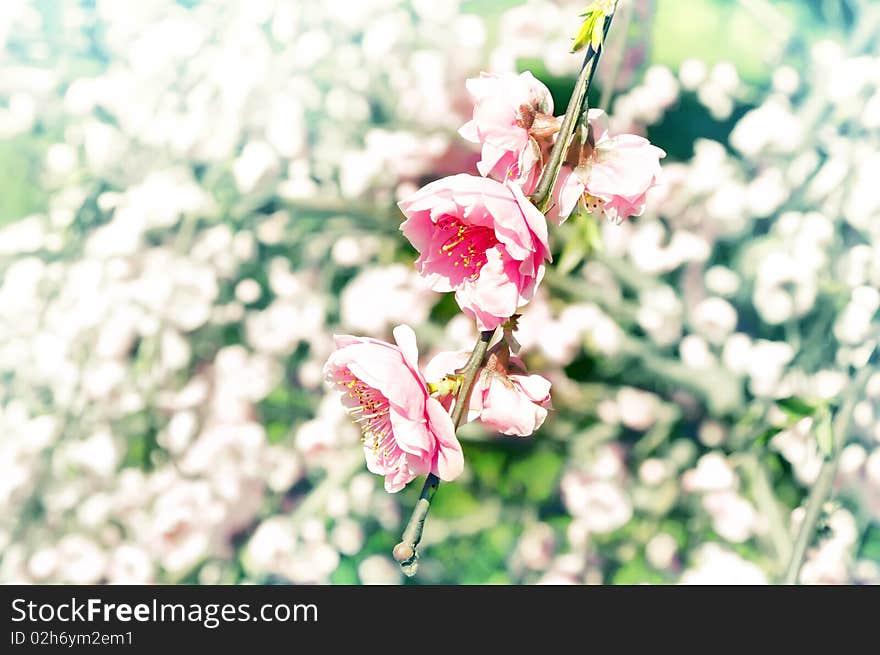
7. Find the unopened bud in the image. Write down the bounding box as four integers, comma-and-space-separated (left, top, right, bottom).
393, 542, 415, 563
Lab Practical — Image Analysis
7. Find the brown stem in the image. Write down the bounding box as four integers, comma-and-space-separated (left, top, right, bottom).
393, 329, 495, 575
529, 14, 614, 213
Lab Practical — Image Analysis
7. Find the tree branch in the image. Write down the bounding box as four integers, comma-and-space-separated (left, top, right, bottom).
529, 14, 614, 213
736, 452, 794, 570
392, 329, 495, 575
781, 365, 873, 584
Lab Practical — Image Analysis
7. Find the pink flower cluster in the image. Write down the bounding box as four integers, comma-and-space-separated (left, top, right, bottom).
326, 70, 664, 492
552, 108, 666, 224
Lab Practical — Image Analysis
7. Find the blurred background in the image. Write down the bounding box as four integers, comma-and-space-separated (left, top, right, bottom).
1, 0, 879, 585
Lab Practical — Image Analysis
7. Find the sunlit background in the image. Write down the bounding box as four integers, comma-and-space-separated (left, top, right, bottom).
1, 0, 879, 584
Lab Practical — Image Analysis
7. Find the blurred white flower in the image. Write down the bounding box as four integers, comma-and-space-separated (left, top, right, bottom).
56, 535, 107, 584
0, 215, 45, 255
561, 473, 633, 535
617, 387, 659, 431
234, 141, 279, 194
771, 417, 823, 485
331, 518, 365, 556
746, 340, 795, 397
702, 490, 757, 543
679, 334, 716, 369
637, 285, 682, 346
682, 453, 737, 493
681, 543, 766, 584
340, 264, 434, 335
772, 66, 799, 95
63, 428, 120, 478
107, 545, 154, 584
515, 522, 556, 571
358, 555, 403, 585
678, 58, 707, 90
730, 98, 802, 157
331, 234, 380, 267
638, 458, 669, 487
690, 297, 737, 345
646, 533, 678, 570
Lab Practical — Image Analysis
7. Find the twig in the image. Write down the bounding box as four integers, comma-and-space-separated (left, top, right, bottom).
737, 453, 794, 569
529, 14, 615, 212
392, 329, 495, 575
781, 365, 873, 584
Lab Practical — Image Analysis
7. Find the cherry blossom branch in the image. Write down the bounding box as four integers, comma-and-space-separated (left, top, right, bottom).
781, 365, 873, 584
735, 452, 794, 569
392, 8, 621, 577
393, 329, 495, 575
529, 13, 614, 213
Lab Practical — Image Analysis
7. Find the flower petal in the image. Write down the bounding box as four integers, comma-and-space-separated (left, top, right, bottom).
425, 397, 464, 481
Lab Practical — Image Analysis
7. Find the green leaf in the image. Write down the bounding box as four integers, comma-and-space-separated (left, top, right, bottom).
266, 422, 288, 444
815, 409, 834, 458
753, 426, 783, 449
571, 13, 600, 53
330, 559, 359, 585
556, 212, 602, 275
467, 447, 506, 487
859, 524, 880, 562
557, 229, 588, 276
502, 450, 563, 503
571, 1, 617, 53
776, 396, 819, 419
581, 211, 602, 250
612, 555, 666, 584
429, 483, 481, 518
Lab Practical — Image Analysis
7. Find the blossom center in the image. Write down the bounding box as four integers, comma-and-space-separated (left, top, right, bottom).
583, 193, 606, 218
436, 215, 498, 280
334, 367, 398, 463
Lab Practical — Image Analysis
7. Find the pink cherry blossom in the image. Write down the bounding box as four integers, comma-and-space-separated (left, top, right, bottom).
458, 71, 560, 192
425, 343, 552, 437
398, 174, 551, 331
550, 108, 666, 224
323, 325, 463, 492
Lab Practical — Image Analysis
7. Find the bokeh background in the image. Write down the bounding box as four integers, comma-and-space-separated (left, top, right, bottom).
1, 0, 879, 585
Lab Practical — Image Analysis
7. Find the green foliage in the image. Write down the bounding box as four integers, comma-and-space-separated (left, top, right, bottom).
859, 524, 880, 562
814, 409, 834, 458
330, 559, 360, 585
0, 136, 48, 223
466, 446, 507, 488
500, 448, 564, 503
776, 396, 821, 419
571, 2, 614, 54
429, 482, 482, 519
650, 0, 783, 83
431, 524, 518, 584
556, 213, 603, 276
611, 555, 667, 584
